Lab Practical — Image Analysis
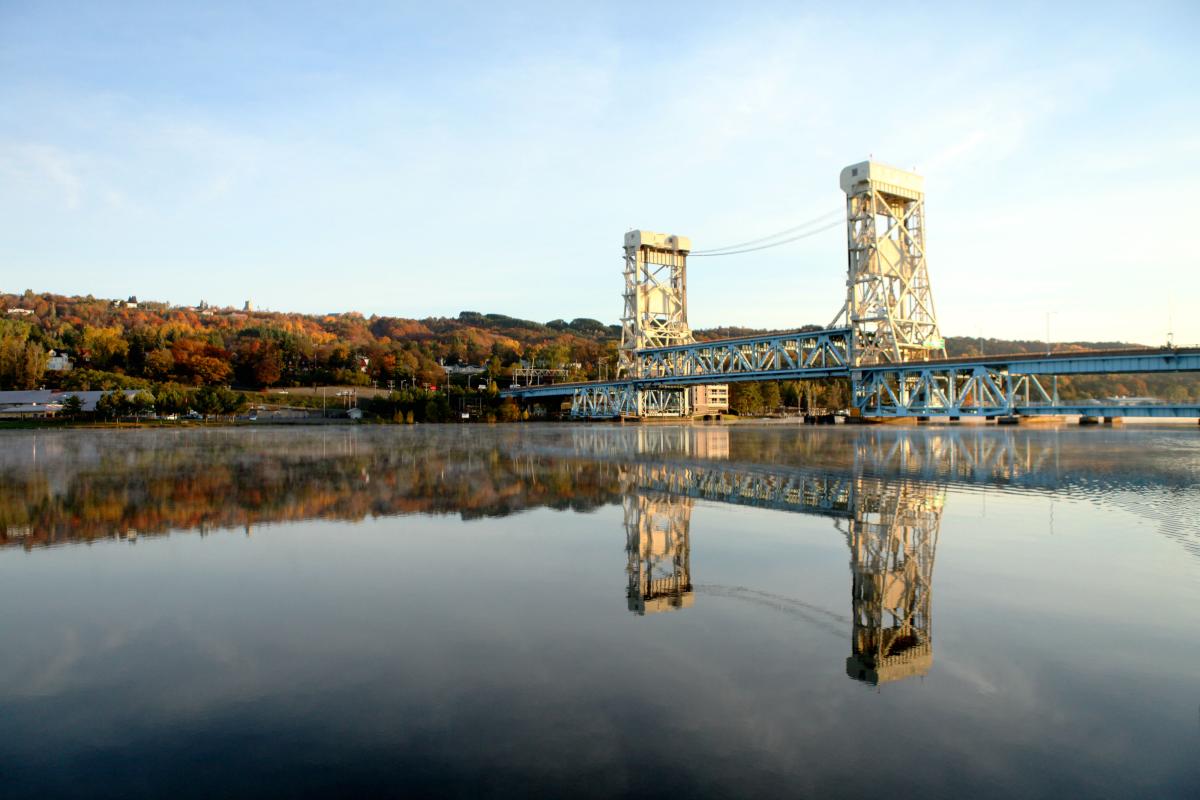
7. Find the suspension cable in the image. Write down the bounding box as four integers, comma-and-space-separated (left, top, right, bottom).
690, 208, 842, 255
690, 218, 843, 257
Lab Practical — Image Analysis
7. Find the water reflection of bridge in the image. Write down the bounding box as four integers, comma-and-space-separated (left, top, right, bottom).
566, 423, 1196, 493
620, 453, 944, 686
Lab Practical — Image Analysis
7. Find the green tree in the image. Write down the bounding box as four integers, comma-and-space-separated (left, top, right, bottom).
60, 394, 83, 417
95, 391, 127, 420
193, 385, 246, 417
1165, 384, 1190, 403
129, 389, 157, 416
781, 382, 800, 408
762, 382, 782, 412
155, 384, 190, 415
0, 320, 48, 389
730, 383, 763, 416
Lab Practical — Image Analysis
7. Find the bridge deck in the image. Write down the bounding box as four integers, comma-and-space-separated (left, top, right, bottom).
503, 343, 1200, 400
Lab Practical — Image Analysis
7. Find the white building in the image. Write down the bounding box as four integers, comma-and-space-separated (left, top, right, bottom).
690, 384, 729, 415
46, 350, 72, 372
0, 390, 59, 418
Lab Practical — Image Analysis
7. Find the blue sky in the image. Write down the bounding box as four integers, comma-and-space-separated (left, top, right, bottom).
2, 1, 1197, 344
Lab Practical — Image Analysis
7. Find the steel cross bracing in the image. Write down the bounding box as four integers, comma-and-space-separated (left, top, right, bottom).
635, 327, 852, 382
853, 348, 1200, 417
830, 162, 944, 365
570, 385, 689, 418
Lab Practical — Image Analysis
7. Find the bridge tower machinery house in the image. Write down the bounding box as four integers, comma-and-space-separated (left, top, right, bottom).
831, 161, 945, 365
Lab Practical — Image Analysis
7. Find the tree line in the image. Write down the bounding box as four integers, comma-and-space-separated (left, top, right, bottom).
2, 290, 1196, 409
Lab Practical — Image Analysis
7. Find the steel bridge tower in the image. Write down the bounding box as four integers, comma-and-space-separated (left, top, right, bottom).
831, 161, 945, 365
844, 478, 943, 684
619, 230, 693, 377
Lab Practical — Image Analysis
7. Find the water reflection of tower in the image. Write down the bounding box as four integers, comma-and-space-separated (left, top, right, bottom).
623, 491, 694, 615
844, 478, 944, 685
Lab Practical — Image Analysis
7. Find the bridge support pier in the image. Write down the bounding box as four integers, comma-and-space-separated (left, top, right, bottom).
1104, 416, 1124, 425
1079, 416, 1101, 425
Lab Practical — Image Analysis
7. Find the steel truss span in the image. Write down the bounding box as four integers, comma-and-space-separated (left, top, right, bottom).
571, 386, 689, 418
635, 328, 851, 382
855, 348, 1200, 417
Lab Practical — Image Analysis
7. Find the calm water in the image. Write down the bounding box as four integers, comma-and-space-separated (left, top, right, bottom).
1, 423, 1198, 798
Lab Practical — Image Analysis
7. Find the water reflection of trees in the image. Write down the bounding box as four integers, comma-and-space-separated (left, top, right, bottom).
2, 425, 1195, 551
0, 431, 623, 549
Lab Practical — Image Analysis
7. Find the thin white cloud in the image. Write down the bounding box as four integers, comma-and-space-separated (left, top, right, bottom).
2, 143, 85, 209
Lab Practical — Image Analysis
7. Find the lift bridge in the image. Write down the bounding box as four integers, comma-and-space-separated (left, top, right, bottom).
504, 160, 1200, 419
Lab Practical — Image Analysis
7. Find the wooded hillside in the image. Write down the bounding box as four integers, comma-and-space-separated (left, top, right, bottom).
2, 290, 1195, 406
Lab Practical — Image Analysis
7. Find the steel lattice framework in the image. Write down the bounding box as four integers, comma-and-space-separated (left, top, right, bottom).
634, 327, 851, 382
619, 230, 693, 377
854, 348, 1200, 417
831, 161, 944, 364
565, 328, 851, 417
570, 385, 689, 418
